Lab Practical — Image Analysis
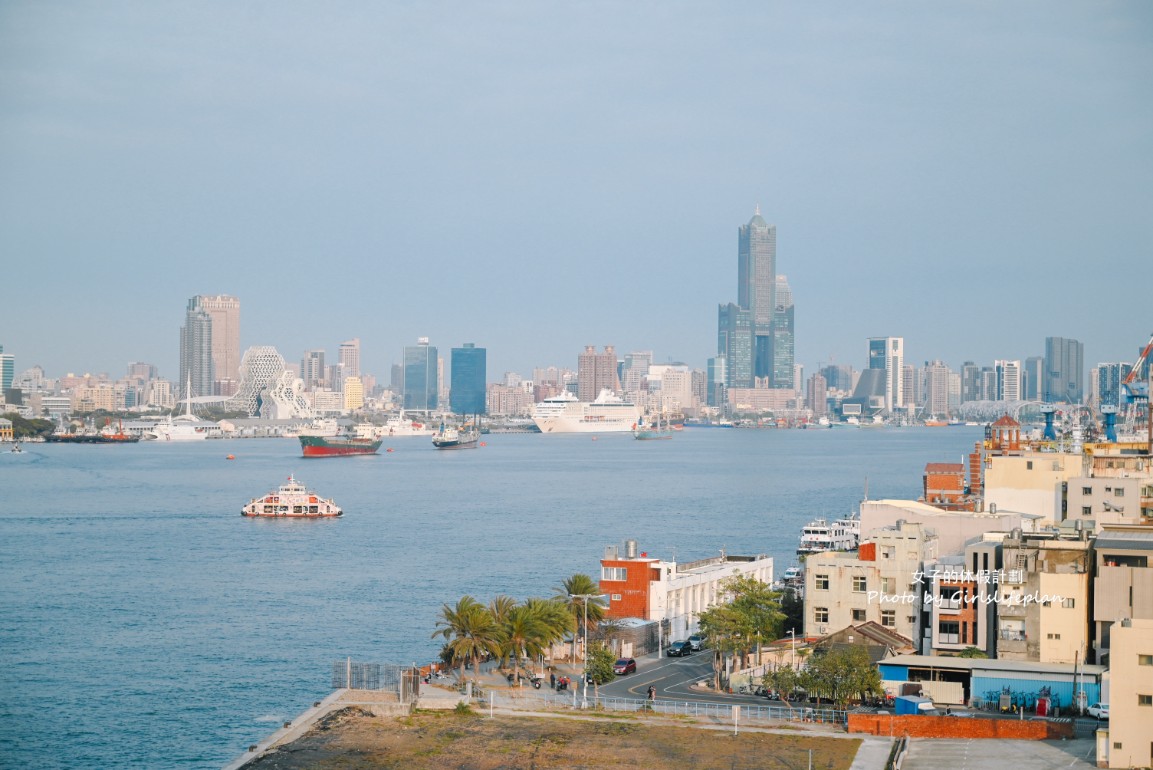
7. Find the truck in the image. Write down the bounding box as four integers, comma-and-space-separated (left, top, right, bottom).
894, 695, 940, 716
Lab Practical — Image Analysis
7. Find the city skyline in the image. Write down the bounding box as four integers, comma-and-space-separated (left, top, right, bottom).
1, 4, 1150, 380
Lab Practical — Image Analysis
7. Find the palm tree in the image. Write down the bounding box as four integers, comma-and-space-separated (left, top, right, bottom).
522, 597, 574, 675
431, 595, 501, 683
554, 574, 606, 665
488, 595, 517, 671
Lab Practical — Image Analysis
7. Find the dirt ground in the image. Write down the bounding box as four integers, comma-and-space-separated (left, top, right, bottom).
242, 707, 861, 770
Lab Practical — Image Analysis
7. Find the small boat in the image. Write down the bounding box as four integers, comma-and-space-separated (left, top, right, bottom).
45, 419, 141, 444
10, 443, 23, 453
633, 410, 674, 440
242, 475, 342, 518
299, 434, 382, 457
431, 418, 480, 450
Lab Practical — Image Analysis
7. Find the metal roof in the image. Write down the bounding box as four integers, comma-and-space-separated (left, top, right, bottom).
880, 654, 1106, 676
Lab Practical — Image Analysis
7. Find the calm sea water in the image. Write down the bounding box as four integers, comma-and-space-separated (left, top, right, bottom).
0, 426, 980, 768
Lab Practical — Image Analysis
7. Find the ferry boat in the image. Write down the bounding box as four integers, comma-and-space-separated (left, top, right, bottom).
381, 414, 434, 437
299, 434, 382, 457
531, 390, 641, 434
241, 475, 342, 518
797, 514, 860, 555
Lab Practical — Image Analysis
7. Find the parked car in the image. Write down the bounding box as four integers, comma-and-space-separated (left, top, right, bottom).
613, 658, 637, 675
687, 634, 704, 651
667, 640, 692, 657
1088, 703, 1109, 720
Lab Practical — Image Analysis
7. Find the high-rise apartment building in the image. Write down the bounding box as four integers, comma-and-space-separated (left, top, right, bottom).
995, 359, 1022, 401
738, 208, 776, 381
771, 276, 794, 388
867, 337, 904, 413
806, 373, 827, 417
1044, 336, 1084, 403
1023, 356, 1044, 401
450, 343, 487, 415
577, 345, 619, 401
403, 338, 438, 412
923, 360, 951, 417
338, 338, 361, 379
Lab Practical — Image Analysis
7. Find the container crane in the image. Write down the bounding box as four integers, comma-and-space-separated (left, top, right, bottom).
1120, 332, 1153, 445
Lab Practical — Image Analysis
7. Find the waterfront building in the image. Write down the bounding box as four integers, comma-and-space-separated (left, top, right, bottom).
449, 343, 486, 415
859, 499, 1033, 559
867, 337, 904, 414
576, 345, 619, 401
922, 360, 951, 417
1094, 618, 1153, 769
771, 275, 794, 388
995, 359, 1022, 402
403, 338, 438, 412
737, 207, 776, 380
996, 529, 1091, 665
806, 373, 828, 417
338, 338, 360, 379
598, 540, 773, 640
1045, 336, 1084, 403
725, 387, 797, 414
0, 416, 12, 441
228, 346, 312, 419
343, 377, 364, 412
804, 520, 936, 642
180, 295, 240, 396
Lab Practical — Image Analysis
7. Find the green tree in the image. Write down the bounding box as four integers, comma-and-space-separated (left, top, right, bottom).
432, 596, 501, 683
584, 641, 617, 700
554, 574, 605, 665
958, 646, 988, 658
762, 663, 801, 702
800, 646, 882, 707
697, 574, 784, 688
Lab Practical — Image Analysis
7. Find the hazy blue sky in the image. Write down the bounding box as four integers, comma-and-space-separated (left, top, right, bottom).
2, 2, 1150, 383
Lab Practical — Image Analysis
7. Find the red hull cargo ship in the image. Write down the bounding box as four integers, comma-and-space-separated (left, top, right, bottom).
299, 435, 382, 457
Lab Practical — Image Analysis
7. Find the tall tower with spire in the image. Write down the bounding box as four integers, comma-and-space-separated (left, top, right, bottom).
737, 206, 777, 381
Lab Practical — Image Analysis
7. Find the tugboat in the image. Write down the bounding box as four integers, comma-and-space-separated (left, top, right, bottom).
241, 475, 342, 518
431, 417, 480, 449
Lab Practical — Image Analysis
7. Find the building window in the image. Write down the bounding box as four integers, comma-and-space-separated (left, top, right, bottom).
611, 594, 622, 601
881, 610, 895, 627
852, 575, 867, 592
1082, 487, 1092, 495
601, 567, 627, 581
881, 546, 895, 560
1062, 597, 1075, 609
938, 621, 960, 645
881, 577, 894, 594
1026, 461, 1033, 470
1082, 507, 1092, 516
1113, 742, 1123, 750
1046, 633, 1061, 640
1115, 488, 1125, 497
852, 609, 866, 622
814, 574, 829, 590
1139, 694, 1152, 707
814, 607, 829, 624
1139, 654, 1153, 666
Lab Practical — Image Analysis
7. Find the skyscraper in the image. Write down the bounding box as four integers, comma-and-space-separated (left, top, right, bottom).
738, 208, 776, 380
1023, 356, 1044, 401
995, 360, 1022, 401
577, 345, 619, 401
179, 300, 214, 399
179, 295, 240, 397
339, 339, 361, 379
450, 343, 487, 415
0, 345, 14, 392
717, 303, 753, 389
1044, 337, 1084, 403
403, 338, 438, 412
867, 337, 904, 413
1097, 362, 1133, 410
301, 350, 325, 389
771, 276, 794, 389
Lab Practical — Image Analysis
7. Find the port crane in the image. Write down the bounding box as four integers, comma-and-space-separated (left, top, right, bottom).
1120, 332, 1153, 445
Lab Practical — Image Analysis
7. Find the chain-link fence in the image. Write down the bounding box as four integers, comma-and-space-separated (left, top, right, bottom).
332, 659, 421, 702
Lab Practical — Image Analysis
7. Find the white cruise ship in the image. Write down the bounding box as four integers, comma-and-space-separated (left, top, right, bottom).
531, 390, 641, 434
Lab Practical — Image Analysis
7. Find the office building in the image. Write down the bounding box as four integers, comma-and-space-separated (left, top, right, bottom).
995, 359, 1022, 402
338, 338, 361, 379
806, 373, 828, 417
771, 275, 794, 388
179, 295, 240, 397
449, 343, 486, 415
717, 303, 753, 390
1044, 336, 1084, 403
577, 345, 619, 401
1023, 356, 1044, 401
403, 338, 438, 412
922, 360, 951, 417
301, 350, 326, 389
737, 207, 776, 380
867, 337, 904, 413
1097, 362, 1134, 410
0, 345, 14, 392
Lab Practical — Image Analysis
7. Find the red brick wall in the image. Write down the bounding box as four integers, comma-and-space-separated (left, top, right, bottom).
847, 713, 1073, 740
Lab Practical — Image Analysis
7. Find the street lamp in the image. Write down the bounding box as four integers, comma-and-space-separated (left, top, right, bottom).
572, 593, 606, 709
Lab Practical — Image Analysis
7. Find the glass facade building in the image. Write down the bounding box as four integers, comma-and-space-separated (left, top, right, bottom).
403, 338, 438, 412
450, 343, 486, 415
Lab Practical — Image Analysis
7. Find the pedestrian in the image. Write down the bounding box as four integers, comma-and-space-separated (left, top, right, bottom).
550, 672, 556, 689
648, 685, 656, 701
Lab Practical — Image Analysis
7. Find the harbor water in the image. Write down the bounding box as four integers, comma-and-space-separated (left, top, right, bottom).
0, 426, 981, 768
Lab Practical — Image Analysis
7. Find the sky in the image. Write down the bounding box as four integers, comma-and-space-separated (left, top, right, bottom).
1, 2, 1151, 384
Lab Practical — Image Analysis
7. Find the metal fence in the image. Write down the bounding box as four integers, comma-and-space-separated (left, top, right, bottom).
482, 690, 846, 725
332, 659, 420, 701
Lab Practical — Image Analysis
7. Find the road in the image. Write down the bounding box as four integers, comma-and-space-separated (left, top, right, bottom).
596, 648, 791, 709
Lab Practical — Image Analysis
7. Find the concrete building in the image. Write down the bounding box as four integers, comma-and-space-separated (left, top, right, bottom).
338, 338, 360, 379
995, 359, 1022, 402
598, 540, 773, 640
867, 337, 905, 413
859, 499, 1037, 557
804, 520, 937, 641
576, 345, 620, 402
1094, 617, 1153, 769
737, 207, 776, 381
1045, 336, 1084, 404
920, 535, 1002, 657
996, 529, 1092, 665
1093, 525, 1153, 666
